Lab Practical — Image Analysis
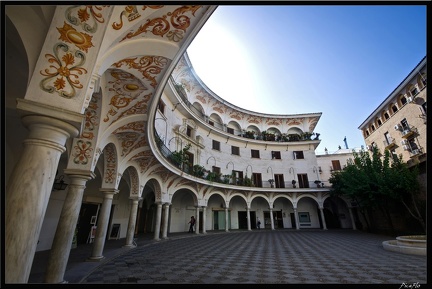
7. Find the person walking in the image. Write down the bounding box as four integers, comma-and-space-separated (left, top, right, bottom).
188, 216, 196, 233
257, 218, 261, 230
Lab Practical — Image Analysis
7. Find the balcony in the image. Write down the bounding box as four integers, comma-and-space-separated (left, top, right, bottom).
383, 138, 396, 150
400, 126, 416, 139
170, 77, 320, 144
410, 148, 422, 157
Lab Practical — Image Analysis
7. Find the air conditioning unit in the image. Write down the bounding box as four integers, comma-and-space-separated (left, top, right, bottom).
400, 139, 408, 146
394, 124, 402, 131
411, 149, 420, 155
402, 145, 410, 151
402, 129, 410, 136
407, 96, 413, 103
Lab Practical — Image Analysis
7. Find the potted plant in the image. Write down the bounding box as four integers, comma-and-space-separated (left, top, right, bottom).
192, 164, 206, 178
314, 180, 322, 187
292, 179, 297, 188
268, 179, 275, 188
244, 175, 254, 187
222, 174, 231, 184
170, 143, 191, 170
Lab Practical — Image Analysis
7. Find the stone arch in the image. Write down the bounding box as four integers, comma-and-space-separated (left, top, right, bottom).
322, 196, 354, 229
296, 195, 321, 229
170, 188, 198, 233
388, 102, 398, 115
227, 120, 241, 135
206, 191, 228, 231
246, 124, 260, 135
192, 101, 205, 118
121, 165, 140, 197
209, 112, 223, 130
101, 143, 120, 189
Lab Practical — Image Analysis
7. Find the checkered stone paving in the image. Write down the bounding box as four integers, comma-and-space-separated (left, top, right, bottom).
80, 230, 427, 284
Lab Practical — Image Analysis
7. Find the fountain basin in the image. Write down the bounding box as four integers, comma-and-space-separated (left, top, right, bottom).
382, 235, 426, 256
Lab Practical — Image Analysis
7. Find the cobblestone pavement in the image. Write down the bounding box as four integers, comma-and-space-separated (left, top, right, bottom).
75, 229, 426, 284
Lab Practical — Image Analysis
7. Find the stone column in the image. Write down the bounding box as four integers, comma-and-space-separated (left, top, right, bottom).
247, 207, 251, 231
270, 208, 275, 230
88, 189, 118, 261
161, 203, 170, 239
202, 206, 207, 234
319, 207, 328, 230
153, 202, 162, 241
5, 113, 79, 283
44, 170, 94, 283
348, 207, 357, 230
293, 208, 300, 230
225, 207, 229, 232
195, 206, 200, 234
124, 197, 141, 247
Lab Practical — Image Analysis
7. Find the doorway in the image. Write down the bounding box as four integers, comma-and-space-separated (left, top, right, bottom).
290, 213, 296, 229
238, 211, 247, 229
76, 203, 99, 245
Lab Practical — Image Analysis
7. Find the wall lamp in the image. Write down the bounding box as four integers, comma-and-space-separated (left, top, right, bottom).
53, 175, 68, 190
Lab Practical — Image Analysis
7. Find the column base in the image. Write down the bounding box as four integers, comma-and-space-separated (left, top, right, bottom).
86, 256, 105, 262
123, 244, 136, 248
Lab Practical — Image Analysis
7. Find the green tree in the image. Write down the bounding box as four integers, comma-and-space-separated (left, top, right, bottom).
329, 146, 425, 234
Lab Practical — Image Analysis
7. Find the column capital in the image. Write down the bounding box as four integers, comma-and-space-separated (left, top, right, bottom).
17, 98, 84, 131
99, 188, 119, 195
64, 169, 96, 180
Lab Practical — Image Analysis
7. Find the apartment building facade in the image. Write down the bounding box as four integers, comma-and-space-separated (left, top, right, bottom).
358, 56, 426, 185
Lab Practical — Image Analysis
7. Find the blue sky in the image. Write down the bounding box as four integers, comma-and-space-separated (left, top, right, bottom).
187, 5, 426, 154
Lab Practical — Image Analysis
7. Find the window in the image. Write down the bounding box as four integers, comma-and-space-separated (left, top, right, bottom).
186, 125, 192, 137
384, 112, 390, 120
212, 166, 221, 174
293, 151, 304, 159
227, 127, 234, 134
233, 170, 243, 185
231, 146, 240, 156
252, 173, 262, 187
298, 212, 311, 223
371, 124, 375, 131
297, 174, 309, 188
384, 132, 392, 145
410, 87, 419, 97
401, 97, 407, 106
391, 105, 398, 114
274, 174, 285, 188
209, 120, 214, 126
401, 118, 409, 130
157, 99, 165, 114
331, 160, 342, 171
377, 119, 382, 126
408, 139, 418, 151
212, 140, 220, 151
421, 102, 427, 114
251, 149, 260, 158
271, 151, 281, 159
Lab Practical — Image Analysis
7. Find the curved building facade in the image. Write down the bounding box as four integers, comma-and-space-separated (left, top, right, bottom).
4, 5, 357, 283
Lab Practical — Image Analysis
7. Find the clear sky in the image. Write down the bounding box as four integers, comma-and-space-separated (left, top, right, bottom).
187, 5, 427, 154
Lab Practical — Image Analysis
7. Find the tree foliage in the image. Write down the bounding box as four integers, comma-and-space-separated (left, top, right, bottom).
328, 146, 425, 233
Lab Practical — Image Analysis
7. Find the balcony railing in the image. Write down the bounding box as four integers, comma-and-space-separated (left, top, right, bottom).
155, 130, 325, 190
171, 78, 320, 143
